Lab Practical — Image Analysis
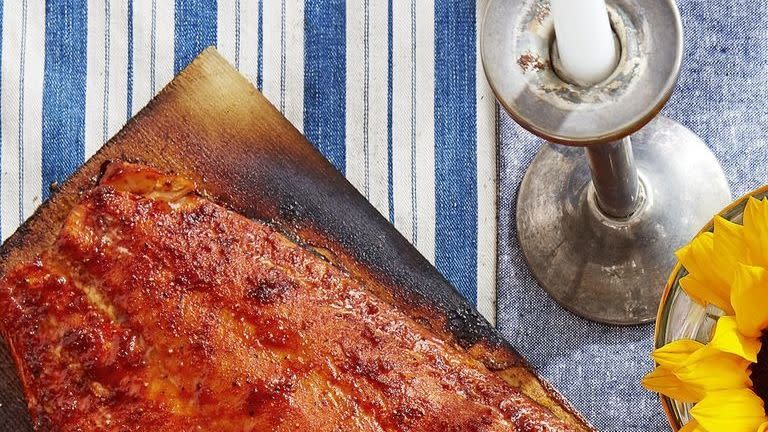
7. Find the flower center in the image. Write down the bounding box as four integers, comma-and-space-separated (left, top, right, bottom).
750, 331, 768, 409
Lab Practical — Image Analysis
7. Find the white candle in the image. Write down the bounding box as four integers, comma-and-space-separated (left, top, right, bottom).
550, 0, 618, 86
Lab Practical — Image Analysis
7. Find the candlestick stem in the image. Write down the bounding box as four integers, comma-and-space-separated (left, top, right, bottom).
585, 138, 640, 218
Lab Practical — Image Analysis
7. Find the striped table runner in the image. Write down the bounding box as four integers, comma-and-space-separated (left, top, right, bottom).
0, 0, 498, 323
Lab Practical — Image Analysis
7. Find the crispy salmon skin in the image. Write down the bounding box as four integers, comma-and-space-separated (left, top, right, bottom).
0, 162, 574, 431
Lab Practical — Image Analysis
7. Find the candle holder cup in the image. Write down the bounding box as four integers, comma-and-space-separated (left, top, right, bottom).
482, 0, 731, 325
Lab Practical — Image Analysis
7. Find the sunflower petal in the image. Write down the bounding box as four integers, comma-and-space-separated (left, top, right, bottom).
732, 264, 768, 338
676, 231, 734, 314
708, 316, 761, 363
759, 421, 768, 432
713, 215, 750, 268
676, 232, 715, 278
691, 389, 767, 432
641, 366, 702, 403
744, 197, 768, 267
679, 419, 708, 432
652, 339, 704, 369
680, 275, 733, 315
675, 347, 752, 392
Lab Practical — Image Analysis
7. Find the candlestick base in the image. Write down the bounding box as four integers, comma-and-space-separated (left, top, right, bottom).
516, 117, 731, 325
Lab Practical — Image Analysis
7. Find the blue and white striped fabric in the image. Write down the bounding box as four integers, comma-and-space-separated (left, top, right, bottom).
0, 1, 498, 323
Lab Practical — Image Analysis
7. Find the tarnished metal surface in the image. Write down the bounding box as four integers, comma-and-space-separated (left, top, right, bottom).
585, 138, 640, 218
482, 0, 731, 324
516, 117, 731, 324
481, 0, 678, 145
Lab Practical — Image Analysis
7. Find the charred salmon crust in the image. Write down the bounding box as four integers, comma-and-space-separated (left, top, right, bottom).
0, 162, 576, 431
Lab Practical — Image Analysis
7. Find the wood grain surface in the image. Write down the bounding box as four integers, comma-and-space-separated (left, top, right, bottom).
0, 48, 594, 431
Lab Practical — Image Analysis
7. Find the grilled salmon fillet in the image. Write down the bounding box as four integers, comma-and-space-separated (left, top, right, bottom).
0, 162, 574, 431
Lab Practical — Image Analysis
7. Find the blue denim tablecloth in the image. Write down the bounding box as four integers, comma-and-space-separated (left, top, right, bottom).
497, 1, 768, 430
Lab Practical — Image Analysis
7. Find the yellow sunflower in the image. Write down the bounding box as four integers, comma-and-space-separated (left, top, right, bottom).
643, 197, 768, 432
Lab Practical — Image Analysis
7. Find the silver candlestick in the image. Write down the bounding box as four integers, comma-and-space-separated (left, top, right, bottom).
482, 0, 732, 325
